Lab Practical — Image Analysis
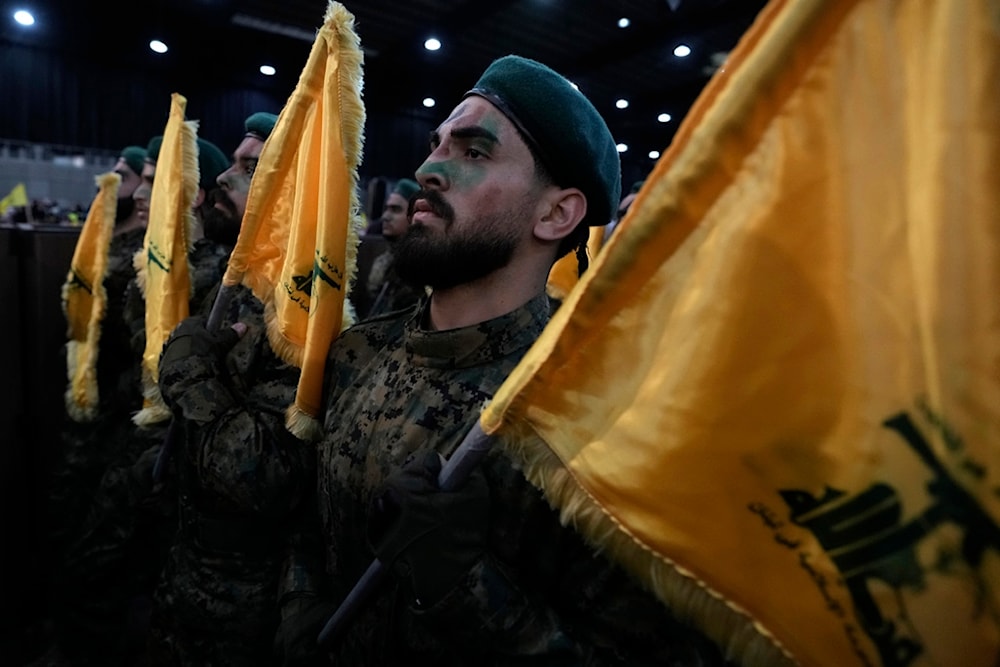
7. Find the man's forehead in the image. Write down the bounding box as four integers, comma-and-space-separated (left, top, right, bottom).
386, 192, 409, 207
436, 97, 513, 138
234, 135, 265, 159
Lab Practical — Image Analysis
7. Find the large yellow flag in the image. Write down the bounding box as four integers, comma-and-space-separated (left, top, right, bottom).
61, 171, 121, 422
480, 0, 1000, 665
133, 92, 199, 426
0, 182, 28, 212
221, 1, 364, 441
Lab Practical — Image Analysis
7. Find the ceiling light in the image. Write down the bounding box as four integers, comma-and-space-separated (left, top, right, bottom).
13, 10, 34, 26
424, 38, 441, 51
673, 44, 691, 57
259, 65, 276, 76
616, 143, 628, 153
422, 97, 436, 108
648, 150, 660, 159
149, 40, 168, 54
617, 17, 630, 28
615, 99, 629, 109
658, 113, 672, 123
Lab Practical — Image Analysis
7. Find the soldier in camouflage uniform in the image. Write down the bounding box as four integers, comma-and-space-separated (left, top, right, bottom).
363, 177, 425, 319
273, 56, 732, 666
46, 132, 243, 666
44, 146, 152, 667
48, 145, 149, 557
136, 112, 314, 665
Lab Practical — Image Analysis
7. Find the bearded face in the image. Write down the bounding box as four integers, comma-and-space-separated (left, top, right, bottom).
393, 187, 526, 291
201, 188, 241, 246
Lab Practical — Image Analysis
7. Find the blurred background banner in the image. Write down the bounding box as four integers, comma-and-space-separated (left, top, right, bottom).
482, 0, 1000, 665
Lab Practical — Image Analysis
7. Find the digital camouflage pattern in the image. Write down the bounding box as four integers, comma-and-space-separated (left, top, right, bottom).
147, 284, 316, 666
286, 293, 730, 665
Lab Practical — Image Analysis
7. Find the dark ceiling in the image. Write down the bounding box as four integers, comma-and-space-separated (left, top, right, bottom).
3, 0, 770, 179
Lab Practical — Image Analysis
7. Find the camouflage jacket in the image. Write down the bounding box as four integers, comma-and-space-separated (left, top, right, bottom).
292, 293, 728, 666
150, 285, 316, 665
188, 237, 232, 315
97, 226, 148, 416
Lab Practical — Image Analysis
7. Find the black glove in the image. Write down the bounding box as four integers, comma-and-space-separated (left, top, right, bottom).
273, 595, 335, 667
367, 450, 490, 606
158, 316, 245, 423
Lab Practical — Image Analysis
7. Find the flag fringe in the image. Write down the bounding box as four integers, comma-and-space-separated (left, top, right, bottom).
499, 425, 797, 667
63, 340, 98, 422
286, 402, 323, 442
327, 0, 365, 319
264, 299, 304, 368
132, 363, 172, 426
62, 171, 120, 422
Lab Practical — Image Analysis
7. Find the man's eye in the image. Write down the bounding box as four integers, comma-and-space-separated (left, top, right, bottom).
245, 161, 258, 176
467, 148, 484, 159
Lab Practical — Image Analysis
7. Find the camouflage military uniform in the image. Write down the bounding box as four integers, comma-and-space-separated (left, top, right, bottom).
52, 238, 236, 665
288, 293, 729, 665
51, 226, 148, 553
147, 285, 315, 666
188, 236, 233, 315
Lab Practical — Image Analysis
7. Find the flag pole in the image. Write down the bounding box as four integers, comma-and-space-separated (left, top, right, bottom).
316, 420, 496, 647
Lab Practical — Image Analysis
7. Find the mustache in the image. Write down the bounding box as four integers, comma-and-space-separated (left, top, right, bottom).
408, 189, 453, 223
208, 187, 237, 215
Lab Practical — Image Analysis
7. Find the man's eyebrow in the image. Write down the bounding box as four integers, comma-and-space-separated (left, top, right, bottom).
450, 125, 499, 144
429, 126, 499, 145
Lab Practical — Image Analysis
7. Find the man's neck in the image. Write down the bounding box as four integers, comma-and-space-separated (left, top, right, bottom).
426, 260, 548, 331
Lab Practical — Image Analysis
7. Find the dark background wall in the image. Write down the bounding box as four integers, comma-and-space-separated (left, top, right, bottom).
0, 40, 463, 187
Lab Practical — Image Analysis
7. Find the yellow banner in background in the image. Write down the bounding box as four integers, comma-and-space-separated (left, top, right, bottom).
61, 171, 121, 422
222, 1, 365, 442
545, 226, 606, 302
133, 92, 199, 426
0, 182, 28, 212
481, 0, 1000, 665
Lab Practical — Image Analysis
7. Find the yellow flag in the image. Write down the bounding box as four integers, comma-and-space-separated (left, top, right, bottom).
222, 1, 364, 442
545, 226, 606, 302
0, 182, 28, 211
133, 92, 199, 426
481, 0, 1000, 665
61, 172, 121, 422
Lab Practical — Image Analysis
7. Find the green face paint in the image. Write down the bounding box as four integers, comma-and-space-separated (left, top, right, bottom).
417, 109, 507, 190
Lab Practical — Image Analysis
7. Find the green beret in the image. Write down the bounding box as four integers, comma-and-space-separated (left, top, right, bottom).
196, 139, 229, 191
392, 178, 420, 201
145, 136, 163, 164
465, 55, 620, 227
245, 112, 278, 141
119, 146, 147, 176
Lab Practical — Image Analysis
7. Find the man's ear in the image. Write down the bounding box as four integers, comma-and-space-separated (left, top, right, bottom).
193, 187, 206, 208
534, 187, 587, 242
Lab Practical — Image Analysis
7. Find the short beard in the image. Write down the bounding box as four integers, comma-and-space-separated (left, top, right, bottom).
393, 190, 521, 291
200, 188, 241, 246
115, 196, 135, 225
